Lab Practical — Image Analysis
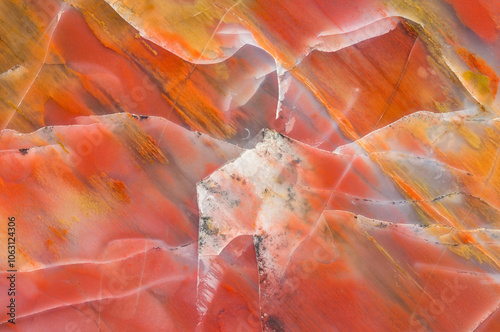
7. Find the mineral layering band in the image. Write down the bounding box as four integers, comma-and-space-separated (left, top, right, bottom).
1, 0, 500, 331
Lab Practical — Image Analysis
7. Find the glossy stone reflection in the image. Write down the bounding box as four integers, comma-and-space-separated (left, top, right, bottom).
0, 0, 499, 331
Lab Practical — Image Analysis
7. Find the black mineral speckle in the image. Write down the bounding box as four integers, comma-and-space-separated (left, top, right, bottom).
266, 316, 286, 332
254, 234, 266, 256
200, 216, 220, 236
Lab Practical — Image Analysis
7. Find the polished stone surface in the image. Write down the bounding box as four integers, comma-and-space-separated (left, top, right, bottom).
0, 0, 499, 330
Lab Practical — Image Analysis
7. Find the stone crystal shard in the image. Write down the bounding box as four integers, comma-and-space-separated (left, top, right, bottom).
0, 0, 499, 331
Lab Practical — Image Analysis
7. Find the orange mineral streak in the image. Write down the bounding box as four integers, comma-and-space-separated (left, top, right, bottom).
96, 0, 391, 66
360, 130, 500, 268
2, 1, 500, 330
19, 3, 278, 139
281, 18, 498, 268
260, 210, 500, 331
48, 226, 68, 240
51, 10, 171, 118
342, 112, 500, 268
0, 113, 251, 327
457, 47, 499, 97
241, 0, 390, 67
0, 114, 242, 268
286, 23, 498, 266
292, 20, 471, 138
309, 113, 500, 270
0, 0, 62, 129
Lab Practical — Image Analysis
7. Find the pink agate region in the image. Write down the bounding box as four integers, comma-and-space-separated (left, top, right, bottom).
0, 114, 243, 329
4, 242, 198, 331
1, 0, 500, 331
